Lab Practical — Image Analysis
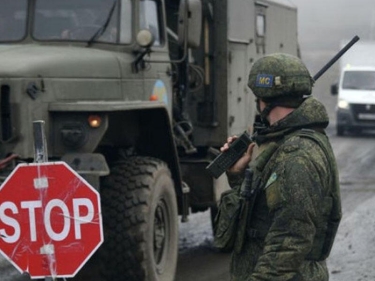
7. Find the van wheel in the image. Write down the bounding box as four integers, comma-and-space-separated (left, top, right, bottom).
337, 126, 344, 136
349, 128, 362, 135
98, 157, 178, 281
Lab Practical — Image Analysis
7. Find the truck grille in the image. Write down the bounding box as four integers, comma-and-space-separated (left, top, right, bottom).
351, 103, 375, 122
1, 85, 12, 141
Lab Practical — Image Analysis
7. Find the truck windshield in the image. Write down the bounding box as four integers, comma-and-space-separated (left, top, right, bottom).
0, 0, 28, 42
33, 0, 131, 44
343, 71, 375, 91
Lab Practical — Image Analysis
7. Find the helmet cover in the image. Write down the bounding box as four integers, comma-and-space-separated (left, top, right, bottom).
248, 53, 313, 100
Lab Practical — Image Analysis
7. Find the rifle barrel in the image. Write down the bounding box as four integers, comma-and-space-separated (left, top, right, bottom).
313, 35, 360, 81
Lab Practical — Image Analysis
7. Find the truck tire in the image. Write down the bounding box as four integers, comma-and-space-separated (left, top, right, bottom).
98, 156, 178, 281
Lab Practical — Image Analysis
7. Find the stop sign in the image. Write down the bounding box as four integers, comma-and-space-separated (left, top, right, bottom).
0, 161, 103, 279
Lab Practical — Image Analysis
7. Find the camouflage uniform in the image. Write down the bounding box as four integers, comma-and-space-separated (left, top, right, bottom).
227, 54, 341, 281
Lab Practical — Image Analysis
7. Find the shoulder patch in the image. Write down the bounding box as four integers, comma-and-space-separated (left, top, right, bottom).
282, 143, 299, 153
265, 172, 277, 189
281, 135, 302, 153
256, 74, 274, 88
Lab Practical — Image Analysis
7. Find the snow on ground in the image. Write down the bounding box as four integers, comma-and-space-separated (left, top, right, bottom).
328, 194, 375, 281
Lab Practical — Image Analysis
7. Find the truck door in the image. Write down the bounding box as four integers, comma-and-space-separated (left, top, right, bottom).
139, 0, 172, 113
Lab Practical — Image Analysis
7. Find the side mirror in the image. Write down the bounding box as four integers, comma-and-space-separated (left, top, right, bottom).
132, 30, 155, 73
178, 0, 202, 49
331, 83, 338, 95
136, 29, 154, 48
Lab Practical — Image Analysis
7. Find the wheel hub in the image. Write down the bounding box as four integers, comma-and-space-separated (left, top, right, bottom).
154, 202, 167, 267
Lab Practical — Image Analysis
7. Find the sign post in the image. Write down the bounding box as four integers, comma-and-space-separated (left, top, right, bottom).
33, 120, 48, 163
0, 121, 104, 279
33, 121, 51, 281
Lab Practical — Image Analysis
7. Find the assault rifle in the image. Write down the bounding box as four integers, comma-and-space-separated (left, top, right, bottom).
206, 35, 360, 179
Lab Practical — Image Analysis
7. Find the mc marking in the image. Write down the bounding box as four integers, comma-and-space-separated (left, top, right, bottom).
256, 74, 274, 87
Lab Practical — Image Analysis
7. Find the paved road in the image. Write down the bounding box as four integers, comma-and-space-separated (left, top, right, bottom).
176, 210, 230, 281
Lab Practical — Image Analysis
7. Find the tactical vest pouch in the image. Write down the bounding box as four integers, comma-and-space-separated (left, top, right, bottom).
213, 169, 254, 252
213, 187, 242, 252
234, 169, 255, 253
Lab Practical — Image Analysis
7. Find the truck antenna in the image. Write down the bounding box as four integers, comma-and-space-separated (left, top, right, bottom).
313, 35, 360, 81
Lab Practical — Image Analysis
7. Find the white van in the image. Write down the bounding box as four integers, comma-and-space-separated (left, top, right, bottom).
331, 65, 375, 135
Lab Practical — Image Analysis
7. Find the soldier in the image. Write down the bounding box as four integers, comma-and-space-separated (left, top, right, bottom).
220, 53, 342, 280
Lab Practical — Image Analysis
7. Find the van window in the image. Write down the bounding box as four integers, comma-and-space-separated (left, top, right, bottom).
342, 71, 375, 90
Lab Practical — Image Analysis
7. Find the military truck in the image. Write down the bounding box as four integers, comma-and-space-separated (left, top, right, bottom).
0, 0, 298, 280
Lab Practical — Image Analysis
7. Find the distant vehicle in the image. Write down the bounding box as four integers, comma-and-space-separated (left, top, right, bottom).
331, 41, 375, 136
0, 0, 299, 280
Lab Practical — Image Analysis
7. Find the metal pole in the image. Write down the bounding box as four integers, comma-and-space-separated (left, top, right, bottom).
33, 120, 48, 163
33, 121, 55, 281
313, 35, 360, 81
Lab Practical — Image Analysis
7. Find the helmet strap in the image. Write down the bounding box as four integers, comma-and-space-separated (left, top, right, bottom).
259, 103, 274, 127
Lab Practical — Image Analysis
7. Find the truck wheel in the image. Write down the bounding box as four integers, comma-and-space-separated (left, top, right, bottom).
98, 157, 178, 281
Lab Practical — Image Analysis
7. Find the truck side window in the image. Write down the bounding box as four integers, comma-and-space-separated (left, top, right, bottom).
120, 0, 132, 43
256, 14, 265, 37
254, 2, 267, 54
139, 0, 162, 46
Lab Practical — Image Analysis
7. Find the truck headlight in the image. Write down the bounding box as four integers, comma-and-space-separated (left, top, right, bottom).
338, 99, 350, 109
88, 115, 102, 128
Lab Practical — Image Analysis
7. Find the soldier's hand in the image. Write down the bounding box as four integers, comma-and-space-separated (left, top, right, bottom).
220, 135, 255, 174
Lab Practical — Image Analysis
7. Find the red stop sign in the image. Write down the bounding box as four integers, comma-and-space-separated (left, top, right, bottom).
0, 162, 103, 279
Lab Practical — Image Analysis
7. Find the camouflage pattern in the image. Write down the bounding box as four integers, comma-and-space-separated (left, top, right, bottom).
247, 53, 313, 99
227, 96, 341, 281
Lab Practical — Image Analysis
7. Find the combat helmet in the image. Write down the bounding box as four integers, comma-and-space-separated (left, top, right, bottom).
248, 53, 313, 102
248, 53, 314, 127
